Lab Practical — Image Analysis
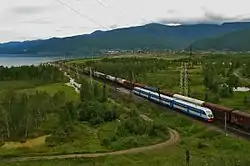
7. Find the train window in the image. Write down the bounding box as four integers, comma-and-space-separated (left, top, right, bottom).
208, 114, 213, 118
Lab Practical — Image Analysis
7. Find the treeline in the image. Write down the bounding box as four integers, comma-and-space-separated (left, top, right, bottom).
0, 90, 67, 142
0, 65, 65, 82
241, 61, 250, 78
83, 57, 172, 80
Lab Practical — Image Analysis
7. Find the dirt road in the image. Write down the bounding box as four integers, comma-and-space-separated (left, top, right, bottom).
4, 129, 179, 163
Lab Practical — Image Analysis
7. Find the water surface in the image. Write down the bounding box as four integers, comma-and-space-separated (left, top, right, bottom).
0, 55, 64, 67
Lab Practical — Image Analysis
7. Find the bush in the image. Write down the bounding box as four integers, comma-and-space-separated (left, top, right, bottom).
101, 137, 111, 147
110, 136, 140, 150
197, 141, 208, 149
79, 101, 119, 125
0, 141, 4, 147
197, 130, 220, 140
101, 113, 168, 149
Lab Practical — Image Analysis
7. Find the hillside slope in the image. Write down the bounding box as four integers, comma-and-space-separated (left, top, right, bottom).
192, 28, 250, 51
1, 22, 250, 55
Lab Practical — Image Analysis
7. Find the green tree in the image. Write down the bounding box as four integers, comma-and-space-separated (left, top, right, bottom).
228, 74, 239, 89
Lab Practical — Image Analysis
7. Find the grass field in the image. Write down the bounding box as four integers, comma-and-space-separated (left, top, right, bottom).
0, 123, 108, 157
0, 80, 47, 91
20, 83, 80, 101
2, 135, 49, 149
2, 93, 250, 166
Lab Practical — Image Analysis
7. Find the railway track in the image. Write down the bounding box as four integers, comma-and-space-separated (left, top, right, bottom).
53, 61, 250, 139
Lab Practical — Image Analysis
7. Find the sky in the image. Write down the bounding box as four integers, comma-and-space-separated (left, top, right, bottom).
0, 0, 250, 43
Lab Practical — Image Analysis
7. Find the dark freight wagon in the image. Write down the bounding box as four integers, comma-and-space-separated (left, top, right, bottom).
231, 111, 250, 130
203, 102, 233, 122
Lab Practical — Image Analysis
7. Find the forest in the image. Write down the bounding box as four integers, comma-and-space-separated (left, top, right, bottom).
0, 64, 168, 158
0, 65, 65, 82
0, 65, 66, 142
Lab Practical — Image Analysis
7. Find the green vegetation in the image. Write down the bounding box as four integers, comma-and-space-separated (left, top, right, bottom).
0, 80, 46, 91
193, 28, 250, 51
22, 83, 80, 101
2, 94, 250, 166
78, 55, 250, 112
0, 65, 168, 159
0, 65, 65, 82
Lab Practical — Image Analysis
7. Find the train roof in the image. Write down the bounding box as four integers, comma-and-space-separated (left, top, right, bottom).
95, 71, 105, 75
232, 110, 250, 118
173, 94, 205, 104
174, 98, 212, 114
204, 102, 234, 112
134, 87, 173, 100
134, 87, 213, 115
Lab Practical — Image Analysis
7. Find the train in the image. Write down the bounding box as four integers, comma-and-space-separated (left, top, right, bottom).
64, 65, 250, 131
133, 87, 214, 122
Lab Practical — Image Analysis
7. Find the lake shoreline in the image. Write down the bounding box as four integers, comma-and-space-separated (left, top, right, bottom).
0, 56, 64, 67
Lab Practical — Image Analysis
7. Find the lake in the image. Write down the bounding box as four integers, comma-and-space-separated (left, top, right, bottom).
0, 56, 64, 67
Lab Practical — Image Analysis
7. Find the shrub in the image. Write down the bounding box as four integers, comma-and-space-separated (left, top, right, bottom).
197, 141, 208, 149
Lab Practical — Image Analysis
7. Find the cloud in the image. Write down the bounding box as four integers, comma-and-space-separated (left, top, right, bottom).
11, 6, 48, 15
20, 18, 54, 25
201, 7, 237, 23
109, 24, 118, 29
1, 0, 250, 42
166, 9, 177, 14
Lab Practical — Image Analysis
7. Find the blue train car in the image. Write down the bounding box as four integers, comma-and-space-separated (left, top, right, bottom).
132, 87, 214, 122
144, 85, 159, 92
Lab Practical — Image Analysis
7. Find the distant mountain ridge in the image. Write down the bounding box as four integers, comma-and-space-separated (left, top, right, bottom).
1, 22, 250, 55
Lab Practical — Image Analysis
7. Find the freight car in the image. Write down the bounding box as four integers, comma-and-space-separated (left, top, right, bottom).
231, 111, 250, 130
132, 87, 214, 122
203, 102, 233, 122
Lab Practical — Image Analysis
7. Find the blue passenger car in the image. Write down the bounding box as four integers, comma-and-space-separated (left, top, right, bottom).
132, 87, 214, 122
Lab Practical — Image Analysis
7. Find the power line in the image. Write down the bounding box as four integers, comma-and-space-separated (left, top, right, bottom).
93, 0, 128, 27
55, 0, 109, 30
93, 0, 147, 28
94, 0, 107, 8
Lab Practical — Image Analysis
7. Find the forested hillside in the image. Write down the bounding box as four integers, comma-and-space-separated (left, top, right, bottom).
192, 28, 250, 51
1, 22, 250, 55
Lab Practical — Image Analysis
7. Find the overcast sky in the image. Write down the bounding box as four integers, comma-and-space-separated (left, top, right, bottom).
0, 0, 250, 43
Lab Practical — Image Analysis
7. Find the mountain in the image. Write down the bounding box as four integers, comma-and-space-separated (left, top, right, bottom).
192, 28, 250, 51
1, 22, 250, 55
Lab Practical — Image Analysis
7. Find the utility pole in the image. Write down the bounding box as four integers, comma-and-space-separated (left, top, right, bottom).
76, 64, 79, 80
68, 63, 70, 73
129, 70, 134, 96
186, 149, 190, 166
180, 61, 188, 96
103, 74, 107, 101
184, 62, 188, 96
225, 112, 227, 136
180, 62, 184, 95
158, 88, 161, 103
89, 67, 93, 87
